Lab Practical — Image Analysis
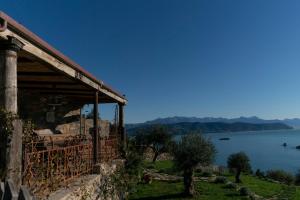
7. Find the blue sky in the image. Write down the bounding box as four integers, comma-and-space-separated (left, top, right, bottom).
2, 0, 300, 123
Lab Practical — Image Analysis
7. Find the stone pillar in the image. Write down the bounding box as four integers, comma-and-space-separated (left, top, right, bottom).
0, 36, 23, 113
5, 120, 23, 188
118, 103, 126, 149
93, 91, 99, 164
0, 37, 23, 188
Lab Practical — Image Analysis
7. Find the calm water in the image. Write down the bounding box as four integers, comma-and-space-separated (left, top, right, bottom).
176, 129, 300, 174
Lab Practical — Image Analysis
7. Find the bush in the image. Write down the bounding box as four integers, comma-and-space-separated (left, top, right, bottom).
225, 181, 237, 189
266, 170, 294, 185
255, 169, 265, 178
295, 170, 300, 185
239, 187, 251, 196
214, 176, 227, 184
194, 168, 202, 173
202, 171, 213, 177
217, 166, 227, 175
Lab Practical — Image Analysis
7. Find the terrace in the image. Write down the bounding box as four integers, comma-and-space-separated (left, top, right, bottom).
0, 11, 127, 198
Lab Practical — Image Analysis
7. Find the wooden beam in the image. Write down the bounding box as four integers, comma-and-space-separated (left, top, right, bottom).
18, 87, 93, 93
18, 75, 74, 82
18, 80, 78, 85
17, 71, 60, 76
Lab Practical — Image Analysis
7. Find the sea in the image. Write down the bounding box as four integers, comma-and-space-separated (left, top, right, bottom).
176, 129, 300, 174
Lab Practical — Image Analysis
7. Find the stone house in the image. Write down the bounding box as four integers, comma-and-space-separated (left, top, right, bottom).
0, 11, 127, 199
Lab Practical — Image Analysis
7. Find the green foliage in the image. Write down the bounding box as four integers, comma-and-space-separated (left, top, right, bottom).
172, 133, 216, 171
224, 181, 237, 189
0, 108, 17, 180
22, 119, 38, 143
202, 171, 213, 177
97, 138, 144, 199
227, 152, 251, 173
239, 187, 251, 196
134, 125, 173, 162
129, 180, 248, 200
255, 169, 265, 178
144, 160, 177, 175
129, 166, 300, 199
265, 170, 295, 185
172, 133, 216, 196
227, 152, 251, 183
295, 170, 300, 185
214, 176, 227, 184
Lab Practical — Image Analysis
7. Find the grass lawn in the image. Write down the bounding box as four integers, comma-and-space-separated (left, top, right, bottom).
227, 174, 284, 198
130, 160, 300, 200
143, 160, 176, 174
129, 180, 248, 200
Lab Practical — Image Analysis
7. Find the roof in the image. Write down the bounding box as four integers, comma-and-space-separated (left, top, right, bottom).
0, 11, 127, 104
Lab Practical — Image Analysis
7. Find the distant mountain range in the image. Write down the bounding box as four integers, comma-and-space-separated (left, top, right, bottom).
127, 116, 300, 129
126, 116, 296, 136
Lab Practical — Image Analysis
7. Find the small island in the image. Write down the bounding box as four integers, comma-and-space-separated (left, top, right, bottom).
219, 137, 230, 141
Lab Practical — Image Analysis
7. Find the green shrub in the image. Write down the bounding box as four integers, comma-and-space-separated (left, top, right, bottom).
224, 181, 237, 189
295, 170, 300, 185
239, 187, 251, 196
266, 170, 294, 185
204, 171, 213, 177
214, 176, 227, 184
255, 169, 265, 178
194, 168, 202, 173
217, 166, 227, 175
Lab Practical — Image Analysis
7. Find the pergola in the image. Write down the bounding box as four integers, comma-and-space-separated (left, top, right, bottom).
0, 11, 127, 189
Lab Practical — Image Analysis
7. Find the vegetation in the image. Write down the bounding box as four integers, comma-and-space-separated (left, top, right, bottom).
0, 108, 17, 180
227, 152, 251, 183
172, 133, 216, 196
255, 169, 265, 178
266, 170, 295, 185
97, 140, 144, 199
134, 125, 173, 162
129, 160, 300, 200
295, 170, 300, 185
144, 160, 176, 175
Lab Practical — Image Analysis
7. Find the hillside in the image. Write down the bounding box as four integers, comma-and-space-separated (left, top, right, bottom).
126, 121, 293, 136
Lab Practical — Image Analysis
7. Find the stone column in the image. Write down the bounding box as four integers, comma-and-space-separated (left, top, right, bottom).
0, 36, 23, 113
118, 103, 126, 149
93, 91, 99, 164
0, 36, 24, 188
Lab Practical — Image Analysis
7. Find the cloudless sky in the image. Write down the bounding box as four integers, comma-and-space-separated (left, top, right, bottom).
2, 0, 300, 123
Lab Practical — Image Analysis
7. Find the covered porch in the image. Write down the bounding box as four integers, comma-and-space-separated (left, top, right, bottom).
0, 11, 127, 197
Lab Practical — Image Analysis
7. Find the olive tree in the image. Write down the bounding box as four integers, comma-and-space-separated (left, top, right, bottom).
172, 133, 216, 196
227, 152, 251, 183
134, 125, 172, 162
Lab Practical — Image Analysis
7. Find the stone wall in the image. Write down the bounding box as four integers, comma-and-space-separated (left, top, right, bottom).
48, 162, 123, 200
18, 90, 112, 137
19, 90, 82, 133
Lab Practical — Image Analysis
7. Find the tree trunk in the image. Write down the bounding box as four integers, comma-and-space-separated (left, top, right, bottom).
235, 168, 241, 183
152, 152, 159, 163
183, 168, 194, 196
